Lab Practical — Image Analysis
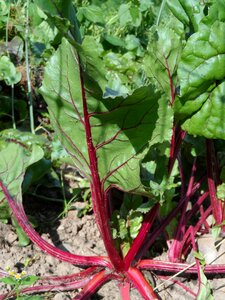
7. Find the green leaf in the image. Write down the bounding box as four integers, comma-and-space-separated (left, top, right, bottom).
125, 35, 140, 51
118, 3, 132, 27
121, 241, 130, 257
143, 15, 184, 97
178, 21, 225, 100
118, 3, 142, 27
30, 20, 58, 51
12, 217, 30, 246
0, 199, 10, 221
211, 225, 221, 241
0, 276, 17, 285
121, 194, 143, 216
22, 158, 52, 193
29, 2, 46, 26
0, 129, 49, 151
80, 36, 107, 92
40, 38, 171, 195
0, 1, 9, 16
197, 268, 214, 300
136, 201, 153, 214
0, 142, 44, 243
152, 95, 173, 144
180, 82, 225, 139
217, 183, 225, 200
35, 0, 81, 43
166, 0, 189, 26
129, 5, 142, 27
193, 251, 206, 266
174, 92, 208, 122
167, 0, 205, 32
103, 35, 126, 48
200, 0, 225, 27
79, 6, 105, 25
19, 275, 39, 286
51, 135, 70, 163
140, 0, 152, 12
0, 56, 21, 85
0, 142, 44, 204
129, 211, 143, 239
118, 218, 128, 240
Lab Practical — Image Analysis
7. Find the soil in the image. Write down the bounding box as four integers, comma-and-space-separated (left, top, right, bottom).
1, 199, 225, 300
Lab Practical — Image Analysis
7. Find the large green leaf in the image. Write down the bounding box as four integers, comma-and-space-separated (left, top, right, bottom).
143, 15, 184, 98
167, 0, 205, 32
40, 38, 172, 195
178, 21, 225, 100
0, 143, 44, 203
0, 142, 44, 245
180, 82, 225, 139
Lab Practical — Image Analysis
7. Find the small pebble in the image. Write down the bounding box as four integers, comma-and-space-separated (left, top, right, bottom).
6, 232, 17, 244
53, 293, 71, 300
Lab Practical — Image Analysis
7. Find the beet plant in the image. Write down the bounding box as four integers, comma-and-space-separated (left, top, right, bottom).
1, 0, 225, 299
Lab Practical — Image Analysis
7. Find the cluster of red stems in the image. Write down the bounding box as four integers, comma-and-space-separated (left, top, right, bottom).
1, 58, 225, 300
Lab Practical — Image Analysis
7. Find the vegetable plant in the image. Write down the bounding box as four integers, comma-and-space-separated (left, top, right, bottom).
1, 0, 225, 299
0, 266, 40, 300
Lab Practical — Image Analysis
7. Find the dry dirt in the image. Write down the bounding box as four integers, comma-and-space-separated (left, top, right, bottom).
1, 200, 225, 300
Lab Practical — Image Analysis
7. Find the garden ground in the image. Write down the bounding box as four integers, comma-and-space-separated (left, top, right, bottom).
1, 198, 225, 299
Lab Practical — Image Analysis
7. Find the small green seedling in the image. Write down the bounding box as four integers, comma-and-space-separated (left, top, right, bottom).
0, 266, 40, 300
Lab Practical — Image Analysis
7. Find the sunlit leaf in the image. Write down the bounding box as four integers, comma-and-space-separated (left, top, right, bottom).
40, 38, 172, 195
178, 21, 225, 100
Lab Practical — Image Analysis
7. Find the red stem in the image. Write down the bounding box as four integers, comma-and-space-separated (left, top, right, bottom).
177, 153, 185, 199
124, 203, 160, 270
40, 267, 102, 283
0, 181, 110, 268
0, 275, 95, 299
182, 205, 212, 258
0, 295, 9, 300
184, 191, 209, 224
164, 55, 175, 106
206, 139, 222, 224
222, 203, 225, 234
119, 282, 131, 300
138, 259, 225, 274
188, 227, 202, 292
126, 267, 159, 300
199, 205, 211, 232
72, 270, 116, 300
136, 181, 201, 260
168, 158, 197, 262
78, 60, 124, 271
165, 52, 186, 179
19, 278, 90, 294
168, 127, 186, 175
